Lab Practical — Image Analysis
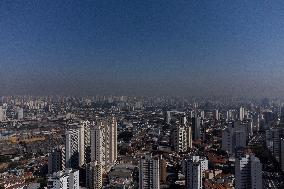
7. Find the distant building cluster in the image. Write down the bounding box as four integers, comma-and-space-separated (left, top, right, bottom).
0, 96, 284, 188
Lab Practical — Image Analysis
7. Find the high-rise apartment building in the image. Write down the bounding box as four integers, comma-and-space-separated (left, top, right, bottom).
200, 111, 205, 119
240, 106, 245, 121
48, 146, 65, 174
166, 111, 187, 125
272, 128, 280, 162
47, 168, 79, 189
226, 110, 232, 122
263, 111, 273, 130
79, 120, 91, 166
107, 117, 117, 165
214, 109, 219, 120
185, 157, 203, 189
65, 128, 80, 169
86, 161, 103, 189
91, 121, 104, 163
183, 156, 208, 178
234, 130, 247, 149
222, 126, 234, 154
172, 126, 192, 152
90, 117, 117, 170
235, 154, 262, 189
250, 156, 262, 189
179, 115, 186, 125
186, 126, 193, 149
280, 138, 284, 172
139, 156, 160, 189
159, 156, 167, 184
222, 122, 247, 156
17, 107, 24, 120
192, 117, 201, 140
193, 156, 208, 177
279, 106, 284, 127
0, 106, 5, 122
166, 111, 171, 124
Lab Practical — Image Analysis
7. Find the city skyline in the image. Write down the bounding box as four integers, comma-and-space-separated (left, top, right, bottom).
1, 1, 284, 97
0, 93, 280, 188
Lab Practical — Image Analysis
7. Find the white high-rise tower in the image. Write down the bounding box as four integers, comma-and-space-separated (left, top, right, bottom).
47, 168, 79, 189
90, 117, 117, 170
65, 128, 80, 169
0, 106, 5, 122
240, 106, 245, 121
172, 126, 192, 152
78, 120, 91, 166
18, 108, 24, 120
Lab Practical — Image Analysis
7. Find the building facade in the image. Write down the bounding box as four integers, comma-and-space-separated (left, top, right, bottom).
172, 126, 192, 152
139, 156, 160, 189
65, 128, 80, 169
185, 159, 202, 189
48, 146, 65, 174
90, 117, 117, 170
235, 154, 262, 189
47, 169, 79, 189
86, 161, 103, 189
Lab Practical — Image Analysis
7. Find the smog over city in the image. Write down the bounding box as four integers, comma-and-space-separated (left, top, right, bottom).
0, 1, 283, 189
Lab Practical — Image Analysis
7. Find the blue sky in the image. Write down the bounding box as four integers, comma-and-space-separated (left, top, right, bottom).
1, 0, 284, 97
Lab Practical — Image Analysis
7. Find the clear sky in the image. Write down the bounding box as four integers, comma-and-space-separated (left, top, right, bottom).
1, 0, 284, 97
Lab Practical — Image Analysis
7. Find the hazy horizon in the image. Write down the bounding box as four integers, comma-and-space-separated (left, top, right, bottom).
1, 1, 284, 97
